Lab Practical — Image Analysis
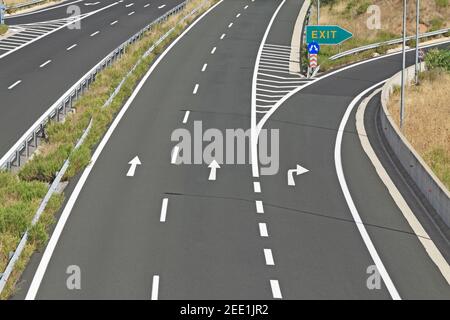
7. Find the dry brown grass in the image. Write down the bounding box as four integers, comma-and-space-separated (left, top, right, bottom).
388, 70, 450, 189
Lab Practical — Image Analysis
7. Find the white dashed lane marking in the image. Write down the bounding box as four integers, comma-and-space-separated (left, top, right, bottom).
8, 80, 22, 90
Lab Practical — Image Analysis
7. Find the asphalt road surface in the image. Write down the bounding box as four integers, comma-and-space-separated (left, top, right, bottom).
0, 0, 185, 158
14, 0, 450, 299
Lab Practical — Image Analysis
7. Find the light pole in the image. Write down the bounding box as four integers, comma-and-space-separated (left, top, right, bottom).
400, 0, 407, 129
317, 0, 320, 25
415, 0, 420, 85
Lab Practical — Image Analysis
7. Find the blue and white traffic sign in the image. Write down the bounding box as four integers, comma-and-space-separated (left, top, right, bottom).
307, 41, 320, 54
0, 3, 6, 25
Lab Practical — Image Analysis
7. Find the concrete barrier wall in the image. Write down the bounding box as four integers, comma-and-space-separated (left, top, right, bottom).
380, 63, 450, 227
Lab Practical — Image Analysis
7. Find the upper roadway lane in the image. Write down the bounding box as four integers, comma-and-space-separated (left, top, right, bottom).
0, 0, 185, 159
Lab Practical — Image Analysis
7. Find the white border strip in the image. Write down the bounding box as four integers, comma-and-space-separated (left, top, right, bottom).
25, 0, 224, 300
251, 0, 286, 178
356, 88, 450, 284
335, 81, 401, 300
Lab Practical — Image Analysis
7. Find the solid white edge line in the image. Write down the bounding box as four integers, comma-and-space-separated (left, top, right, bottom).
335, 81, 401, 300
251, 0, 286, 179
356, 89, 450, 284
264, 249, 275, 265
270, 280, 282, 299
259, 223, 268, 237
160, 198, 168, 222
24, 0, 224, 300
151, 275, 160, 300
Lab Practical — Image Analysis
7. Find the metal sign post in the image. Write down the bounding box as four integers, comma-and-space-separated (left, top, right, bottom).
0, 1, 5, 25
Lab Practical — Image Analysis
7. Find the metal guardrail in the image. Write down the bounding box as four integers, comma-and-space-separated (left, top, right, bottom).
0, 118, 93, 295
329, 28, 450, 60
0, 0, 188, 171
5, 0, 46, 10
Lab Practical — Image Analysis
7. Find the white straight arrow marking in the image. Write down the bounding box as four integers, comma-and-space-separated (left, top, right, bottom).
126, 156, 141, 177
208, 160, 220, 181
287, 164, 309, 186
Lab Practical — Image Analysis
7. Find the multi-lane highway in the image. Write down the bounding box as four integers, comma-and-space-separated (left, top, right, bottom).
0, 0, 184, 158
8, 0, 448, 300
2, 0, 448, 300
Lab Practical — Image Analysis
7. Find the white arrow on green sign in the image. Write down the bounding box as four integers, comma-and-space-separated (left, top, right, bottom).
306, 25, 353, 45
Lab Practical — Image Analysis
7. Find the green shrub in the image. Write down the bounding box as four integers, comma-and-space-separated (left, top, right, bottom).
0, 24, 8, 36
429, 18, 444, 31
435, 0, 449, 8
425, 49, 450, 72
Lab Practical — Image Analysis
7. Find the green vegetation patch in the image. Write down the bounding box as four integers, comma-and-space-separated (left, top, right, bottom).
0, 24, 9, 36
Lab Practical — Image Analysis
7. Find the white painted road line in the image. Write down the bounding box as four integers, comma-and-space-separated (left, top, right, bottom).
253, 181, 261, 193
24, 0, 225, 301
335, 81, 401, 300
8, 80, 22, 90
228, 22, 233, 28
270, 280, 282, 299
171, 146, 179, 164
211, 47, 216, 54
256, 200, 264, 214
39, 60, 52, 68
259, 223, 268, 237
90, 31, 100, 37
236, 13, 241, 18
193, 84, 199, 94
125, 3, 134, 7
244, 5, 249, 9
182, 110, 190, 124
111, 20, 118, 25
160, 198, 168, 222
158, 4, 166, 9
201, 63, 207, 72
66, 44, 77, 51
264, 249, 275, 265
128, 11, 135, 15
144, 3, 150, 8
220, 33, 226, 40
151, 275, 160, 300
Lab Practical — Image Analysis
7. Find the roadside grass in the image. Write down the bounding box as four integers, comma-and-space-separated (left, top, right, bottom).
309, 0, 450, 71
0, 0, 217, 299
0, 24, 8, 36
4, 0, 59, 13
387, 66, 450, 190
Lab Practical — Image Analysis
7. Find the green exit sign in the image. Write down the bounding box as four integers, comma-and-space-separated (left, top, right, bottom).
306, 25, 353, 45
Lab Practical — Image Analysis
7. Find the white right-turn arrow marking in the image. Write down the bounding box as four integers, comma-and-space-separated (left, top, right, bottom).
287, 164, 309, 186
